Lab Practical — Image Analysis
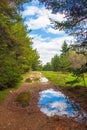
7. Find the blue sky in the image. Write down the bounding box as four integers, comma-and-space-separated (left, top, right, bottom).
22, 0, 74, 64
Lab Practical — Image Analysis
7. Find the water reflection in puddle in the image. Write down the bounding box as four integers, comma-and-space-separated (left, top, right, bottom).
38, 89, 87, 123
40, 77, 48, 83
25, 77, 48, 83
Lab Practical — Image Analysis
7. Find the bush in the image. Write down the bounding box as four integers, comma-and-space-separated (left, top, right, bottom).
0, 62, 21, 90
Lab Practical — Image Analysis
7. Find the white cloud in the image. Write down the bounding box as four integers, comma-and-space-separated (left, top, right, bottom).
40, 89, 65, 97
22, 2, 75, 64
22, 5, 65, 30
40, 102, 68, 117
47, 27, 64, 34
30, 34, 74, 64
39, 89, 68, 117
22, 6, 38, 16
27, 16, 50, 29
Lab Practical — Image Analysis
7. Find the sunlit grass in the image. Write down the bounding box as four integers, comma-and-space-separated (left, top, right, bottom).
0, 89, 9, 104
0, 72, 31, 104
41, 71, 87, 87
0, 81, 22, 104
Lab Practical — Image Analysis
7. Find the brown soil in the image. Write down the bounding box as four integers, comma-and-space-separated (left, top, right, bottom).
0, 72, 87, 130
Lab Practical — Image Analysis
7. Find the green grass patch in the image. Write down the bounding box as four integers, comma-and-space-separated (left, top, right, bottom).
0, 89, 10, 104
0, 71, 31, 104
22, 72, 30, 79
16, 92, 31, 107
41, 71, 87, 87
0, 81, 22, 104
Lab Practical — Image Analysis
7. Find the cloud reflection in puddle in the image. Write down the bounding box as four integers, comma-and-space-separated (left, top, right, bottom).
38, 89, 87, 123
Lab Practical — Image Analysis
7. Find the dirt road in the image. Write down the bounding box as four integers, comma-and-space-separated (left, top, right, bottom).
0, 72, 87, 130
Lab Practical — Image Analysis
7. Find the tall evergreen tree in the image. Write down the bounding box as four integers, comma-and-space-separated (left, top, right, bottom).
61, 41, 69, 55
51, 55, 60, 71
43, 62, 52, 71
0, 0, 40, 89
59, 41, 70, 71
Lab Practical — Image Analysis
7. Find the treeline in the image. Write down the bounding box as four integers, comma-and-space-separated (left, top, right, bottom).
0, 0, 40, 90
39, 0, 87, 79
43, 41, 87, 73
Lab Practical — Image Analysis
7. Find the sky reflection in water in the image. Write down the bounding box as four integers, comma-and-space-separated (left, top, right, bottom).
40, 77, 48, 83
38, 89, 87, 123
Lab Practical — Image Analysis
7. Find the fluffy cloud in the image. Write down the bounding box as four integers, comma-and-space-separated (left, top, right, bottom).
30, 34, 74, 64
26, 16, 50, 29
22, 5, 65, 30
22, 1, 75, 64
22, 6, 38, 16
47, 27, 64, 34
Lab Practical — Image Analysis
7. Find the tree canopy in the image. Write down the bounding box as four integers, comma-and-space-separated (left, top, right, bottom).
0, 0, 40, 89
39, 0, 87, 44
43, 41, 70, 71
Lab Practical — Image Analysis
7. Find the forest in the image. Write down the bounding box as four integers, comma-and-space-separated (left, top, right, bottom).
0, 0, 40, 90
0, 0, 87, 130
0, 0, 87, 89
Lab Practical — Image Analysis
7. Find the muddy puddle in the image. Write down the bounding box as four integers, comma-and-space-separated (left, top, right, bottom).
25, 77, 48, 83
40, 77, 49, 82
38, 89, 87, 124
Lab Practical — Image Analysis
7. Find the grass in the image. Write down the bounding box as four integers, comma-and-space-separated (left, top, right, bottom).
0, 71, 31, 104
16, 92, 31, 107
0, 89, 10, 104
41, 71, 87, 87
0, 81, 22, 104
0, 71, 87, 104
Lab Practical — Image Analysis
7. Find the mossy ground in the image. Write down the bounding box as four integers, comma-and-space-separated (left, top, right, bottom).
16, 92, 31, 107
25, 78, 32, 83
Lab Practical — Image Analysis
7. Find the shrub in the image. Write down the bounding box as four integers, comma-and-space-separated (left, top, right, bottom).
0, 62, 21, 90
